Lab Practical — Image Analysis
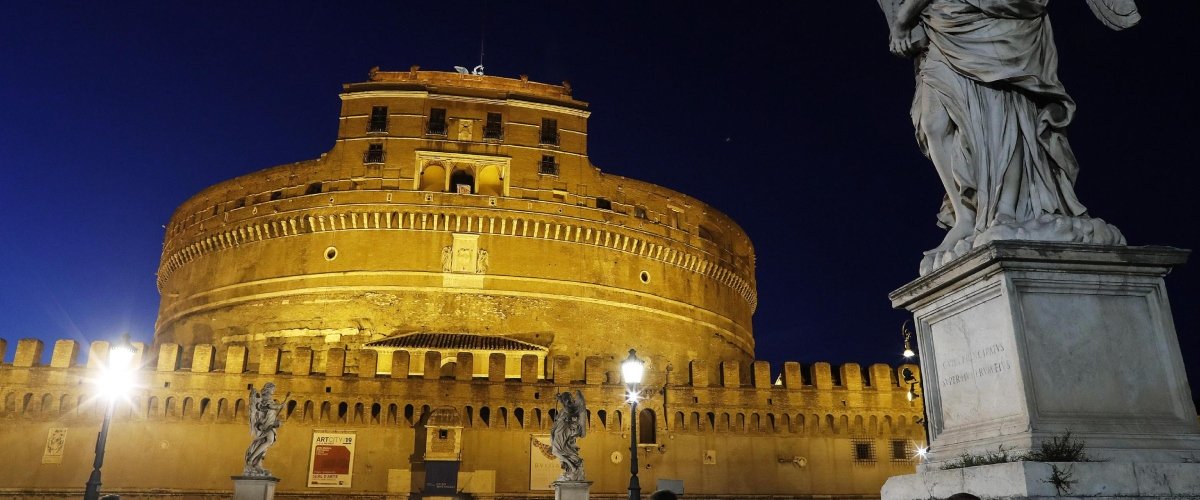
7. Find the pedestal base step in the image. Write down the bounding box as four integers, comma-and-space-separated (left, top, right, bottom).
883, 461, 1200, 500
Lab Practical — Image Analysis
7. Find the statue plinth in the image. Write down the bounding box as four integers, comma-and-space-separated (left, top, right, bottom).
884, 241, 1200, 499
232, 475, 279, 500
552, 480, 592, 500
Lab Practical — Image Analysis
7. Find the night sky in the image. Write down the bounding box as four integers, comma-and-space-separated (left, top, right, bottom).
1, 2, 1197, 398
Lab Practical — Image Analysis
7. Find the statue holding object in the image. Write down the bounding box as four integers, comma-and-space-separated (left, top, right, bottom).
880, 0, 1140, 274
244, 382, 289, 477
551, 390, 588, 482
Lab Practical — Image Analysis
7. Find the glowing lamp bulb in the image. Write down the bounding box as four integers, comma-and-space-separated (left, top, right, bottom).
902, 348, 915, 358
621, 349, 644, 385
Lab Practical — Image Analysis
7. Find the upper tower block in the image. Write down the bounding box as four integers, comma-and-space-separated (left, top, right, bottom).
336, 67, 589, 191
155, 68, 756, 384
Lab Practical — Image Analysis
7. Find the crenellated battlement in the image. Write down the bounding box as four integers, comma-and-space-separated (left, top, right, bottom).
1, 337, 922, 437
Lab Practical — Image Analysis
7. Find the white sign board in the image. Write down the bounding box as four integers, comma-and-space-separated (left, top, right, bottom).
308, 431, 356, 488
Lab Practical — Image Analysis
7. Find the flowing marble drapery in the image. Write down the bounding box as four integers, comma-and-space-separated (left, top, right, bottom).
886, 0, 1132, 274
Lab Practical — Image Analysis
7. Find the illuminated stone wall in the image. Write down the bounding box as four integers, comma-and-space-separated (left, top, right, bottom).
0, 338, 925, 498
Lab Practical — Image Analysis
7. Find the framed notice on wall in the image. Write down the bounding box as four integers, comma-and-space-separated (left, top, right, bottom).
529, 434, 557, 491
308, 431, 356, 488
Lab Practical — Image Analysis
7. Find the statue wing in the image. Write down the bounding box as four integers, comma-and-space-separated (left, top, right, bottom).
1085, 0, 1141, 31
248, 387, 262, 435
576, 390, 587, 438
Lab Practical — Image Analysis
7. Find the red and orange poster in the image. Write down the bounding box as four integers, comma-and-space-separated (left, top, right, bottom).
307, 431, 356, 488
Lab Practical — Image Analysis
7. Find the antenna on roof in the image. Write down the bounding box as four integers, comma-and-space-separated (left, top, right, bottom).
478, 0, 487, 74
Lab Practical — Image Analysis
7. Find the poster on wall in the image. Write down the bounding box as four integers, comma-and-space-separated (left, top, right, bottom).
529, 434, 557, 490
42, 427, 67, 464
308, 431, 356, 488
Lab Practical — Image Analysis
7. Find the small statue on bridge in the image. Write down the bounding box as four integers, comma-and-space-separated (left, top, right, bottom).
551, 389, 587, 482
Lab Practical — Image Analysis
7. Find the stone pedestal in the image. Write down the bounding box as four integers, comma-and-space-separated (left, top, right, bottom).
883, 461, 1200, 499
232, 475, 279, 500
553, 480, 592, 500
883, 242, 1200, 499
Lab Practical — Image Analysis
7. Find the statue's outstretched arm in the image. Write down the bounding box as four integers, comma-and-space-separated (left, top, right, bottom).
1085, 0, 1140, 31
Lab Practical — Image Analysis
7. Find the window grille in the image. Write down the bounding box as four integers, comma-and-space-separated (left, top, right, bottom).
539, 155, 559, 176
363, 144, 385, 164
427, 108, 447, 135
368, 106, 388, 133
852, 439, 876, 464
539, 118, 558, 145
484, 112, 503, 140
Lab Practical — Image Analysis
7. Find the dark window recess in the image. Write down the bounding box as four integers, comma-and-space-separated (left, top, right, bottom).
596, 198, 612, 210
234, 199, 245, 209
368, 106, 388, 133
891, 440, 909, 460
852, 440, 876, 463
539, 155, 559, 175
305, 183, 323, 195
484, 112, 503, 139
364, 144, 385, 164
270, 190, 282, 201
540, 118, 558, 145
634, 206, 647, 219
427, 108, 447, 135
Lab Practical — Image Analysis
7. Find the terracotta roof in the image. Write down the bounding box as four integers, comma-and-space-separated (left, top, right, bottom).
366, 332, 547, 352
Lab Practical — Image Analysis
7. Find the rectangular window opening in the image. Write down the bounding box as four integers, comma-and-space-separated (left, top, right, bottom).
596, 197, 612, 210
305, 182, 323, 195
891, 440, 909, 461
852, 439, 876, 464
364, 143, 385, 164
427, 108, 447, 135
270, 190, 282, 201
484, 112, 503, 140
368, 106, 388, 133
539, 155, 559, 176
539, 118, 558, 145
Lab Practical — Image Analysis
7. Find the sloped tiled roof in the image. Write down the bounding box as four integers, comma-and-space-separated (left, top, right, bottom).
366, 332, 547, 352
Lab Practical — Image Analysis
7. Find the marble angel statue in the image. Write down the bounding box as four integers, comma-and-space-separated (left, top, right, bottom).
550, 389, 587, 482
244, 382, 289, 477
879, 0, 1140, 274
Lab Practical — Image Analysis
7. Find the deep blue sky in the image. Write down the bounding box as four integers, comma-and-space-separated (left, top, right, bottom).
1, 2, 1197, 395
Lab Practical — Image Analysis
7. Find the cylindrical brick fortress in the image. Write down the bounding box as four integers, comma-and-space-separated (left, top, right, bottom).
154, 69, 757, 381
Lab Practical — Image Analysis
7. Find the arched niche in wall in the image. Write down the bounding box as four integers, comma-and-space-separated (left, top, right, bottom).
419, 164, 447, 192
476, 165, 503, 197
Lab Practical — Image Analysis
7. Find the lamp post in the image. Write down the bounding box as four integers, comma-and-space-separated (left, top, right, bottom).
84, 334, 136, 500
621, 349, 645, 500
900, 322, 930, 459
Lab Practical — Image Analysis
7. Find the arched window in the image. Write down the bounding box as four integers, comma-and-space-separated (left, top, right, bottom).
476, 165, 503, 196
638, 408, 656, 444
450, 169, 475, 194
419, 164, 447, 192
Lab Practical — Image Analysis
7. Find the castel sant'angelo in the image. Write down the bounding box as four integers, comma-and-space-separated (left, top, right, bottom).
0, 68, 924, 499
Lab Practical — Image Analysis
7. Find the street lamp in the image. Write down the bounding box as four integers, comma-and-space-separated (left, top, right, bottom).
84, 334, 136, 500
620, 349, 645, 500
900, 322, 930, 460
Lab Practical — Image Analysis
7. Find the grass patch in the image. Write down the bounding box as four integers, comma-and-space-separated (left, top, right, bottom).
940, 432, 1100, 470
